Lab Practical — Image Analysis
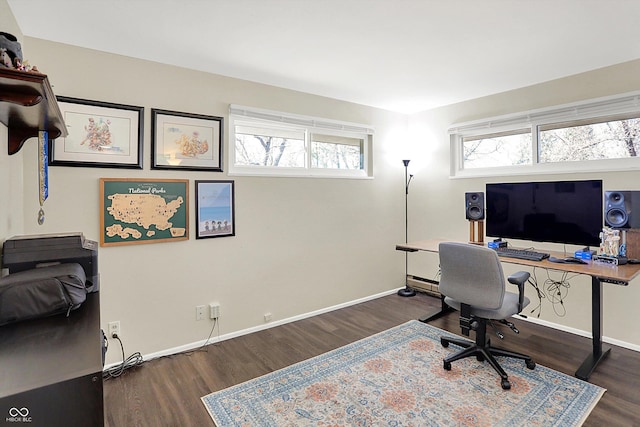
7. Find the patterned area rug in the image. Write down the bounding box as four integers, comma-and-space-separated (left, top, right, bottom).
202, 320, 605, 426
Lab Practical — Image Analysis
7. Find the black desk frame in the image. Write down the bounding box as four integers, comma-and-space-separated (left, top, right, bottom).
398, 240, 637, 381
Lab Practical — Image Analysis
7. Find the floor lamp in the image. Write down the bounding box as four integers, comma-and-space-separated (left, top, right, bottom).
398, 159, 416, 297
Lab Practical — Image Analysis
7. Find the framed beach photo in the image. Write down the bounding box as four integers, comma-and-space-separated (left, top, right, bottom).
195, 180, 235, 239
50, 96, 143, 168
151, 109, 224, 171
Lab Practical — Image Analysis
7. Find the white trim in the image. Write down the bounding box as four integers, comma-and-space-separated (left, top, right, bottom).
518, 315, 640, 353
448, 90, 640, 136
229, 107, 374, 178
448, 90, 640, 178
104, 289, 640, 371
105, 288, 399, 369
230, 104, 375, 135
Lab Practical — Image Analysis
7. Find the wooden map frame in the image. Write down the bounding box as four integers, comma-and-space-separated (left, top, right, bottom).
100, 178, 189, 246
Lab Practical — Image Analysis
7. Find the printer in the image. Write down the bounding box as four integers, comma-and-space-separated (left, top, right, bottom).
2, 232, 99, 292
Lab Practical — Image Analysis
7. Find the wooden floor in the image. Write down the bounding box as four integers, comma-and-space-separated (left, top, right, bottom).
103, 292, 640, 426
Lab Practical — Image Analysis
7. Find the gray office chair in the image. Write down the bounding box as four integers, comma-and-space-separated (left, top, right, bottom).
438, 242, 536, 389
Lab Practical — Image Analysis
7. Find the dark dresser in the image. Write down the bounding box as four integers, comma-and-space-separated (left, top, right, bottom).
0, 292, 103, 426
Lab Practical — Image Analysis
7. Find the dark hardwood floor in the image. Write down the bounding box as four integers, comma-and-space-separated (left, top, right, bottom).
103, 292, 640, 426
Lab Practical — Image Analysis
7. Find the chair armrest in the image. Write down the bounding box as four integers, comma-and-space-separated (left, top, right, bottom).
507, 271, 530, 313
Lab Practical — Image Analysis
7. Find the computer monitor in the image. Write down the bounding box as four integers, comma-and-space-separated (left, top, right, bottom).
485, 179, 603, 247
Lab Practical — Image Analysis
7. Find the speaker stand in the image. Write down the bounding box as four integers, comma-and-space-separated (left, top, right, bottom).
469, 220, 484, 245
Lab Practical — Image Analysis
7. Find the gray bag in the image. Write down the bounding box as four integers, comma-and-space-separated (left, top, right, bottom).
0, 263, 87, 326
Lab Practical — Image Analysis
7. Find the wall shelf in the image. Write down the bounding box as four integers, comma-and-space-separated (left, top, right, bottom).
0, 67, 67, 155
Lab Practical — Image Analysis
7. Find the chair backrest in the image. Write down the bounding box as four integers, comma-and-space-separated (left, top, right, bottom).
438, 242, 506, 310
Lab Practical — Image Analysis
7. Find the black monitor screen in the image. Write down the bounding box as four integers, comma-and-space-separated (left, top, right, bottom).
486, 180, 603, 247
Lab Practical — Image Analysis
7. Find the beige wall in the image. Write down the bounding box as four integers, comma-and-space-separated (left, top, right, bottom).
0, 0, 24, 257
408, 59, 640, 348
15, 38, 408, 364
3, 0, 640, 364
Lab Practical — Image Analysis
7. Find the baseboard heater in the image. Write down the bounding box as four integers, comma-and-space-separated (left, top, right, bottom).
406, 275, 440, 297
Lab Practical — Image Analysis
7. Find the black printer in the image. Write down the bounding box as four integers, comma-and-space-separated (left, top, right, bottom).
2, 232, 99, 292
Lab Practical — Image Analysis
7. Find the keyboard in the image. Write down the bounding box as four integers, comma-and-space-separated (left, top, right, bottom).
493, 247, 550, 261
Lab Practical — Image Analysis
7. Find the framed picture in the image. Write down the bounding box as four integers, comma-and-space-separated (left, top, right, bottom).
100, 178, 189, 246
50, 96, 143, 168
151, 109, 223, 171
195, 180, 235, 239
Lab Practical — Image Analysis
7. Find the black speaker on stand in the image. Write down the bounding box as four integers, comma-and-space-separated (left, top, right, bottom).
465, 192, 485, 244
398, 160, 416, 297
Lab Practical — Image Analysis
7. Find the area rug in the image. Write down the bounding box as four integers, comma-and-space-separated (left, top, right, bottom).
201, 320, 605, 426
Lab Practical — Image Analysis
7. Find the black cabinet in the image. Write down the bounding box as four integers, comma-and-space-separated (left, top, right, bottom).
0, 293, 103, 426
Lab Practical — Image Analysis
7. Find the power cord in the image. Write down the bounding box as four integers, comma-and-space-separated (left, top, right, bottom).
162, 317, 220, 360
543, 270, 576, 317
526, 268, 546, 317
102, 333, 144, 379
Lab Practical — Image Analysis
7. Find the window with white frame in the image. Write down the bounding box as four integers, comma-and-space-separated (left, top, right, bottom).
229, 105, 374, 178
449, 92, 640, 177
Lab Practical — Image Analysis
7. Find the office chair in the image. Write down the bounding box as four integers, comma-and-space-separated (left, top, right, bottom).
438, 242, 536, 390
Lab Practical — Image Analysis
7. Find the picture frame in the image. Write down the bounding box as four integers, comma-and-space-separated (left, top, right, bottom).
151, 109, 224, 171
195, 180, 235, 239
100, 178, 189, 246
50, 96, 143, 169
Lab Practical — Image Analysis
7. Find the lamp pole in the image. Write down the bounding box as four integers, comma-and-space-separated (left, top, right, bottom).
398, 159, 416, 297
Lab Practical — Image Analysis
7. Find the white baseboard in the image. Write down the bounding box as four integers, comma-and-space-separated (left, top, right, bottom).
105, 288, 401, 369
518, 315, 640, 353
104, 287, 639, 370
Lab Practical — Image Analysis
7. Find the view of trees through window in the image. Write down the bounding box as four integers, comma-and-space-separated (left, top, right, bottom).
462, 116, 640, 169
235, 133, 306, 167
234, 127, 363, 170
539, 117, 640, 163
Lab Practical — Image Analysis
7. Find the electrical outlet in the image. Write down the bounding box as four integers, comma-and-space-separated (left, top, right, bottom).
108, 321, 120, 338
209, 303, 220, 319
264, 313, 273, 323
196, 305, 206, 321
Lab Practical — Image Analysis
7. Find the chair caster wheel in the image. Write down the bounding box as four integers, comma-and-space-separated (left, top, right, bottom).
501, 379, 511, 390
444, 361, 451, 371
526, 360, 536, 370
441, 338, 449, 348
476, 355, 485, 362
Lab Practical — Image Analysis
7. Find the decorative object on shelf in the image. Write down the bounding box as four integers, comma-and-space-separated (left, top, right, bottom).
0, 32, 22, 68
398, 159, 416, 297
50, 96, 143, 169
195, 180, 235, 239
37, 131, 49, 225
151, 109, 223, 171
100, 178, 189, 246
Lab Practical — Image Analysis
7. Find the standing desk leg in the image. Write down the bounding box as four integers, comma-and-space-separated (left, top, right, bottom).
418, 295, 454, 323
575, 276, 611, 380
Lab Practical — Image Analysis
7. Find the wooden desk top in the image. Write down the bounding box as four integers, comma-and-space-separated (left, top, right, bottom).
397, 238, 640, 285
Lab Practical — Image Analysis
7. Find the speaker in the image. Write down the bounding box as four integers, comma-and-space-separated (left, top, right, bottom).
604, 191, 640, 228
465, 192, 485, 220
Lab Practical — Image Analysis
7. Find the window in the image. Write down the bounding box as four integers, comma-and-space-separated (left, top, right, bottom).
539, 114, 640, 163
449, 92, 640, 177
229, 105, 374, 178
462, 129, 532, 169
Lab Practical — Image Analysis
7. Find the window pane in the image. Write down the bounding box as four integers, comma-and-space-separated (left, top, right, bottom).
462, 132, 532, 169
235, 125, 306, 167
539, 118, 640, 163
311, 134, 363, 170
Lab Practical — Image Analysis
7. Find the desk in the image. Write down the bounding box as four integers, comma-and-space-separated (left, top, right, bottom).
396, 238, 640, 381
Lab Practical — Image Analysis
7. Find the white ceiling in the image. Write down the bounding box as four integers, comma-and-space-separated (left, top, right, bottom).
7, 0, 640, 114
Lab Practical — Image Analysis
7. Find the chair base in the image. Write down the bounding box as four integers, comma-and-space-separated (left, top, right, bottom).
440, 335, 536, 390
